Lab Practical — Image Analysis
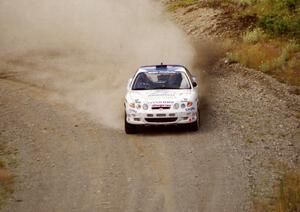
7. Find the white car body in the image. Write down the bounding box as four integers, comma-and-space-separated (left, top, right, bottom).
124, 64, 200, 133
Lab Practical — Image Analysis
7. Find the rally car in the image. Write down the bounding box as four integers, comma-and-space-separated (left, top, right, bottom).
124, 64, 200, 134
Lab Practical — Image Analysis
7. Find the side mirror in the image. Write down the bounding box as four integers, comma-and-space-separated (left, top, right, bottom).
127, 78, 132, 90
192, 81, 198, 87
192, 76, 197, 82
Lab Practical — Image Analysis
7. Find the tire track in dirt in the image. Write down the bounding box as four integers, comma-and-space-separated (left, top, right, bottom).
131, 137, 176, 212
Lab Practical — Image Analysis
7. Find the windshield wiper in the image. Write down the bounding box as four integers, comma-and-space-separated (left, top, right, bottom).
132, 88, 148, 90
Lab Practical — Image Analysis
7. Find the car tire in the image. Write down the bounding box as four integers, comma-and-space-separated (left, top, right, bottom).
125, 113, 138, 134
190, 109, 200, 131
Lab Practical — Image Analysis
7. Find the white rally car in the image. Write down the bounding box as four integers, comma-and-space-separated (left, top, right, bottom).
124, 64, 200, 134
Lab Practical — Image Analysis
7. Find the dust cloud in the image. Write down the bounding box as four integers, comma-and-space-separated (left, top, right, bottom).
0, 0, 195, 129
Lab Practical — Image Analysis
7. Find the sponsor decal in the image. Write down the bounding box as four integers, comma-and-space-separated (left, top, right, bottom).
128, 109, 137, 113
181, 98, 188, 102
152, 104, 171, 107
185, 107, 196, 112
148, 92, 175, 97
149, 101, 174, 104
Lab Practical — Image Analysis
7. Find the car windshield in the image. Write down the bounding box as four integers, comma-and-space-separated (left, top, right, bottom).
132, 71, 191, 90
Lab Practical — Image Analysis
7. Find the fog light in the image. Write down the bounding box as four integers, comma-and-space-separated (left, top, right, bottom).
142, 104, 148, 110
173, 103, 179, 109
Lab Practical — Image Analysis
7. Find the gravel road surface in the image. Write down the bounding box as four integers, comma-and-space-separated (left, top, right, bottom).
1, 1, 299, 211
1, 79, 249, 211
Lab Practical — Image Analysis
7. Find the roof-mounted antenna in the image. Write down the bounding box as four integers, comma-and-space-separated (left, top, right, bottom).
156, 63, 167, 69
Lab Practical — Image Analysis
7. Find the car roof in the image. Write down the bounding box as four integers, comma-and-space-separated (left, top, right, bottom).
137, 64, 188, 73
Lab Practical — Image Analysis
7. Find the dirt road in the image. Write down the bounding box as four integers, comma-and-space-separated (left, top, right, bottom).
1, 0, 299, 211
1, 79, 249, 211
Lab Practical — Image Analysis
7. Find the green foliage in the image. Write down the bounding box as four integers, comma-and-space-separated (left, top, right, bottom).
259, 61, 272, 73
167, 0, 199, 11
259, 15, 287, 35
230, 0, 256, 6
258, 14, 300, 37
243, 28, 267, 43
227, 39, 300, 85
226, 52, 239, 63
260, 48, 289, 72
168, 0, 300, 85
284, 40, 300, 52
260, 40, 299, 70
286, 0, 298, 9
226, 0, 300, 84
239, 0, 300, 37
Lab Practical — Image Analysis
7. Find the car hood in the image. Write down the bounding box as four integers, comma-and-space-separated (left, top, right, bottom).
127, 89, 193, 103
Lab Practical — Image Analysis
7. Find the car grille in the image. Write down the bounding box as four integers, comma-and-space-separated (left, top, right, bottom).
145, 118, 177, 123
151, 105, 171, 110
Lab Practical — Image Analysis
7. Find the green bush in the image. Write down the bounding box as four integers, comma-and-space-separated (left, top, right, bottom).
258, 15, 300, 37
259, 15, 287, 35
167, 0, 199, 11
230, 0, 255, 6
233, 0, 300, 37
243, 28, 267, 43
226, 52, 239, 63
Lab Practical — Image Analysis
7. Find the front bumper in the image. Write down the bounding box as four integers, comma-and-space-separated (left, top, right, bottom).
126, 108, 198, 125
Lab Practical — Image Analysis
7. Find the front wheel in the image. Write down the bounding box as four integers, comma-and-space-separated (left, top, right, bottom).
125, 113, 138, 134
190, 110, 200, 131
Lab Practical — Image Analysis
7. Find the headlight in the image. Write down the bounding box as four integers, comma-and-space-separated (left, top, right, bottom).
142, 104, 148, 110
129, 103, 135, 108
187, 101, 193, 107
173, 103, 179, 109
181, 103, 186, 109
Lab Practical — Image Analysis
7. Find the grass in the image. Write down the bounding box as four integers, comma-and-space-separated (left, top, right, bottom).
167, 0, 199, 11
276, 170, 300, 212
241, 0, 300, 37
0, 144, 14, 208
243, 28, 267, 44
227, 0, 300, 85
225, 0, 300, 85
255, 169, 300, 212
167, 0, 300, 85
226, 38, 300, 85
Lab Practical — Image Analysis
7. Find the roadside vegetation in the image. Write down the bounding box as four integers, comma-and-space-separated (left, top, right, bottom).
167, 0, 198, 11
226, 0, 300, 86
255, 169, 300, 212
0, 144, 14, 208
167, 0, 300, 86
